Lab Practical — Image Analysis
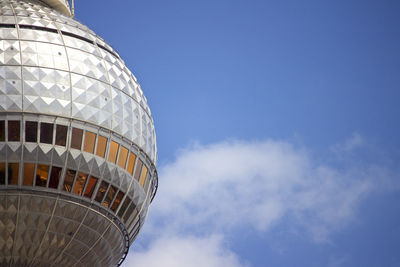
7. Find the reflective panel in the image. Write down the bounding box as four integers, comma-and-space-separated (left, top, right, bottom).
117, 197, 130, 218
8, 163, 19, 185
83, 176, 98, 198
117, 146, 128, 168
36, 164, 49, 187
63, 169, 76, 192
95, 135, 107, 158
139, 165, 148, 187
8, 120, 20, 141
133, 160, 143, 181
55, 124, 68, 146
102, 185, 117, 208
126, 152, 136, 174
25, 121, 38, 142
95, 180, 109, 203
23, 163, 35, 186
123, 202, 136, 223
72, 172, 88, 195
0, 121, 4, 141
83, 131, 96, 154
49, 166, 62, 189
40, 122, 53, 144
0, 163, 4, 184
111, 191, 124, 212
108, 140, 119, 163
71, 127, 83, 150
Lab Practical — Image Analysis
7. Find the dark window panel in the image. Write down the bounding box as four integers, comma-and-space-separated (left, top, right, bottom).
123, 202, 136, 223
8, 120, 20, 141
0, 121, 5, 141
23, 163, 35, 186
40, 123, 53, 144
36, 164, 49, 187
117, 197, 130, 218
49, 166, 62, 189
71, 128, 83, 150
95, 181, 109, 203
63, 169, 76, 192
55, 125, 68, 146
102, 185, 117, 208
25, 121, 38, 142
8, 163, 19, 185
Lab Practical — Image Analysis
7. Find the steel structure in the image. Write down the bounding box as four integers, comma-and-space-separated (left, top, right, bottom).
0, 0, 158, 266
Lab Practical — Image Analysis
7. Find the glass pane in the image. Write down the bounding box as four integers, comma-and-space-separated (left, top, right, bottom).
126, 152, 136, 174
8, 163, 19, 185
123, 202, 136, 223
139, 165, 148, 187
134, 160, 143, 181
8, 120, 20, 141
0, 121, 4, 141
36, 164, 49, 187
102, 185, 117, 208
25, 121, 38, 142
117, 197, 131, 218
0, 163, 4, 184
83, 131, 96, 154
83, 176, 98, 198
63, 169, 76, 192
55, 125, 68, 146
108, 141, 119, 163
49, 166, 62, 189
72, 172, 88, 195
95, 181, 109, 203
95, 135, 107, 158
71, 128, 83, 150
40, 122, 53, 144
117, 146, 128, 168
111, 191, 124, 212
23, 163, 35, 186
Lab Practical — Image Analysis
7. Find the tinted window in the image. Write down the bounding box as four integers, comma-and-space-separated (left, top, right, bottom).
0, 121, 4, 141
25, 121, 38, 142
8, 163, 19, 185
83, 131, 96, 154
55, 125, 68, 146
96, 135, 107, 158
63, 169, 76, 192
71, 128, 83, 150
49, 166, 62, 189
40, 123, 53, 144
23, 163, 35, 186
8, 120, 20, 141
36, 164, 49, 187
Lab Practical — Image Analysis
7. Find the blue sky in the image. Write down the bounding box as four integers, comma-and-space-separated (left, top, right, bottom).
75, 1, 400, 266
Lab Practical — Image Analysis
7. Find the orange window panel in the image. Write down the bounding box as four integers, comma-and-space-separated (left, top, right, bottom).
102, 185, 117, 208
117, 146, 128, 169
83, 176, 98, 198
133, 160, 143, 181
126, 152, 136, 174
96, 135, 107, 158
72, 172, 88, 195
23, 163, 35, 186
36, 164, 49, 187
95, 181, 109, 203
111, 191, 124, 212
83, 131, 96, 154
108, 141, 119, 163
8, 163, 19, 185
139, 165, 148, 187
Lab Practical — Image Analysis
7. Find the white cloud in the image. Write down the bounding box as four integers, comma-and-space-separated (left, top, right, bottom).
125, 235, 246, 267
122, 138, 396, 266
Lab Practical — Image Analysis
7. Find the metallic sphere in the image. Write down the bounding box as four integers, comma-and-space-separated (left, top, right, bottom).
0, 0, 158, 266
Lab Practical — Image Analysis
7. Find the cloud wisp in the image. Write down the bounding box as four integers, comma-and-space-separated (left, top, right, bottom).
125, 137, 396, 266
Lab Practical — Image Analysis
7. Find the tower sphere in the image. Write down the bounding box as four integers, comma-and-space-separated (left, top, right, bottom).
0, 0, 158, 266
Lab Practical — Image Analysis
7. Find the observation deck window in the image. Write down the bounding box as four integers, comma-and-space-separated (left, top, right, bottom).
40, 123, 53, 144
83, 131, 96, 154
8, 163, 19, 185
126, 152, 136, 174
83, 176, 98, 198
55, 125, 68, 146
117, 146, 128, 168
103, 185, 117, 208
63, 169, 76, 192
108, 140, 119, 163
71, 128, 83, 150
95, 135, 107, 158
8, 120, 20, 141
49, 166, 62, 189
25, 121, 38, 142
0, 121, 4, 141
23, 163, 35, 186
95, 181, 109, 203
72, 172, 87, 195
36, 164, 49, 187
0, 163, 4, 184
